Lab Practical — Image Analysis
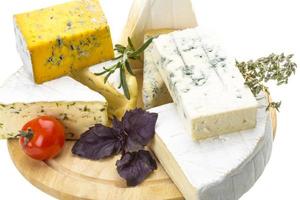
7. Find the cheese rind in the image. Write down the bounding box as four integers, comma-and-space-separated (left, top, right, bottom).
150, 95, 272, 200
151, 28, 258, 140
0, 67, 108, 139
143, 30, 174, 109
14, 0, 114, 84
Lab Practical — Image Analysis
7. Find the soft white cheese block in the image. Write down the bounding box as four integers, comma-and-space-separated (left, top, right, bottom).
150, 96, 273, 200
151, 28, 258, 140
0, 67, 108, 139
120, 0, 197, 55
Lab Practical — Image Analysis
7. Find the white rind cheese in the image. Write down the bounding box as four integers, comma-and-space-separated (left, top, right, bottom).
14, 20, 33, 76
1, 67, 106, 104
151, 28, 258, 140
0, 67, 108, 139
120, 0, 197, 55
150, 95, 272, 200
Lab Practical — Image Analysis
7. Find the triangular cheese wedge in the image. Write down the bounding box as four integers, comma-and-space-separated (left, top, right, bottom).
0, 67, 108, 139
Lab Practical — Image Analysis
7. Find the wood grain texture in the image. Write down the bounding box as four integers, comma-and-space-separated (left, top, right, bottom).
7, 141, 182, 200
7, 70, 277, 200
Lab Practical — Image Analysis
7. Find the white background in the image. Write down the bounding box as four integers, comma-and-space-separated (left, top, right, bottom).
0, 0, 299, 199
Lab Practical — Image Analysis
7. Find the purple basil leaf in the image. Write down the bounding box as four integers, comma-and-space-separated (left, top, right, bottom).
112, 117, 123, 131
116, 150, 157, 186
122, 109, 158, 152
72, 124, 125, 160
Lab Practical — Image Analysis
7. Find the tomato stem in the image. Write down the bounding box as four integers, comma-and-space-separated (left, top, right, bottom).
17, 128, 34, 147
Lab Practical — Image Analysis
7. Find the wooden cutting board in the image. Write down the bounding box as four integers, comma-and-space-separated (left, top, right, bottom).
7, 71, 277, 200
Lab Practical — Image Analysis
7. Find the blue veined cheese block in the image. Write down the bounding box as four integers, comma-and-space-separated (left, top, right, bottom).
142, 29, 174, 109
151, 27, 258, 140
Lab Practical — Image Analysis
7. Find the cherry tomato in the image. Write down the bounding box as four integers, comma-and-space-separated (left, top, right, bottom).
19, 116, 65, 160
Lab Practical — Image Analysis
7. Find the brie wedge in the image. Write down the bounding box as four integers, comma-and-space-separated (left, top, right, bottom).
0, 67, 108, 139
150, 95, 272, 200
151, 28, 258, 140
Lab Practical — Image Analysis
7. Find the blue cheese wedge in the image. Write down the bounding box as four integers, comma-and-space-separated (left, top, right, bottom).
151, 28, 258, 140
150, 95, 272, 200
143, 30, 174, 109
0, 67, 108, 139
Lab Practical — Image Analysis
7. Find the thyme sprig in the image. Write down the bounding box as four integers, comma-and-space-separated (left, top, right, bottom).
94, 37, 154, 100
236, 53, 297, 111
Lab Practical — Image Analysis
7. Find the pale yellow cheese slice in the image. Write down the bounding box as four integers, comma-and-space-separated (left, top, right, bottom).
0, 68, 108, 140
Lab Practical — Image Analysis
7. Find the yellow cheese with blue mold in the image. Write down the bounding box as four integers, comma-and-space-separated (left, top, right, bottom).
14, 0, 114, 84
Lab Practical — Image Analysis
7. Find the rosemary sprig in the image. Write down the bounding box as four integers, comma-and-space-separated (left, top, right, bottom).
236, 53, 297, 111
94, 37, 154, 100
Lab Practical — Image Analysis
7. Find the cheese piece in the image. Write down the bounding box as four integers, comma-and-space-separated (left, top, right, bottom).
120, 0, 197, 69
150, 95, 273, 200
14, 0, 114, 84
143, 29, 174, 109
142, 30, 219, 110
0, 67, 108, 140
151, 28, 258, 140
71, 60, 138, 119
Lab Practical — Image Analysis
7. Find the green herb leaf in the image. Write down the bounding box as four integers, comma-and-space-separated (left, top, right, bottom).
104, 70, 113, 83
120, 66, 130, 99
128, 37, 135, 51
125, 60, 135, 75
131, 37, 153, 58
115, 44, 126, 54
95, 37, 154, 100
266, 101, 281, 111
113, 55, 122, 60
94, 71, 108, 76
237, 53, 297, 111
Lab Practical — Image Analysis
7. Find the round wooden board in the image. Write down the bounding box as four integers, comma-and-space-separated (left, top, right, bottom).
7, 71, 277, 200
7, 114, 277, 200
